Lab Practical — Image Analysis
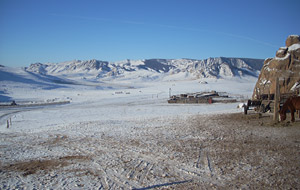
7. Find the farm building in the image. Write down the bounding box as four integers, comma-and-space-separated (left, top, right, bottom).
168, 91, 236, 104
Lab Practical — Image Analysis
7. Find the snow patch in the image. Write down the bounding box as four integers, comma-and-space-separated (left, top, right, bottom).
274, 53, 290, 61
291, 81, 300, 91
288, 43, 300, 51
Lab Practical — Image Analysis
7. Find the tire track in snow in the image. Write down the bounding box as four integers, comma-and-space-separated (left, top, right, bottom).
93, 137, 221, 188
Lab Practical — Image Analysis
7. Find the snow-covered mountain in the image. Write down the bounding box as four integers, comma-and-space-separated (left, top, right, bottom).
25, 57, 264, 81
1, 57, 263, 102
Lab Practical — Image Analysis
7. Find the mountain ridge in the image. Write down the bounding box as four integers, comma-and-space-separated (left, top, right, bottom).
25, 57, 264, 81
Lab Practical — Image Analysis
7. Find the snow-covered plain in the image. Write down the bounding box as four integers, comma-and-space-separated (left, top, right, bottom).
0, 66, 256, 132
0, 66, 259, 189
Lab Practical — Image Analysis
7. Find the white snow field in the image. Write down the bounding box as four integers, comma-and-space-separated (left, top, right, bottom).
0, 66, 258, 189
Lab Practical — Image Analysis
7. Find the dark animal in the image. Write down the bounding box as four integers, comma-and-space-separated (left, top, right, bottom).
279, 96, 300, 122
10, 100, 17, 106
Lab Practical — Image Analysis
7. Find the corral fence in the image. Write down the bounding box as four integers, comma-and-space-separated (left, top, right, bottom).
245, 77, 300, 122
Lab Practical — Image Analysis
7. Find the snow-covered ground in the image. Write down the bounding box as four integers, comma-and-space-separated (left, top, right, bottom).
0, 66, 257, 129
0, 67, 256, 132
0, 66, 261, 189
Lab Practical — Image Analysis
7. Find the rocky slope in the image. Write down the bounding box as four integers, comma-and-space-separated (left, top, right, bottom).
25, 57, 264, 81
252, 35, 300, 99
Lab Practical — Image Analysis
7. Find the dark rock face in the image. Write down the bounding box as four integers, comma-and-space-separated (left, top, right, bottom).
252, 35, 300, 99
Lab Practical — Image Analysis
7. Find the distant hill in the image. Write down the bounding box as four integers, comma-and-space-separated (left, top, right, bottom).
25, 57, 264, 82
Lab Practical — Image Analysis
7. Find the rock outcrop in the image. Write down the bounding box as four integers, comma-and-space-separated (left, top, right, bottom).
252, 35, 300, 99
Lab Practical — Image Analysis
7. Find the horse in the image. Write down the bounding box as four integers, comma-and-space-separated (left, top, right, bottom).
279, 96, 300, 122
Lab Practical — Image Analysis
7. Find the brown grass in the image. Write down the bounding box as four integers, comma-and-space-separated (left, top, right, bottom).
2, 155, 89, 176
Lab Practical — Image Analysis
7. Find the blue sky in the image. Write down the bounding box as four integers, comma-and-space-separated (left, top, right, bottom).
0, 0, 299, 67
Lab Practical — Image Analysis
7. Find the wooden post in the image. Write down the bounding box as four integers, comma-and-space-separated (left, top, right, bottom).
244, 105, 248, 115
273, 78, 280, 122
255, 88, 259, 99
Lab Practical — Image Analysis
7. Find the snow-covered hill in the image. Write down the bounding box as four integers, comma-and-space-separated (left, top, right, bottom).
25, 57, 264, 82
0, 57, 263, 102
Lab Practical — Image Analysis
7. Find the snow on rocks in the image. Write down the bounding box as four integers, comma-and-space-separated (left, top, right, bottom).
285, 34, 300, 47
288, 43, 300, 52
276, 47, 288, 58
252, 34, 300, 97
274, 52, 290, 61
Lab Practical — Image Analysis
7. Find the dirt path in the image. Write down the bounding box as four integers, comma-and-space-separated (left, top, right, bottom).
1, 113, 299, 189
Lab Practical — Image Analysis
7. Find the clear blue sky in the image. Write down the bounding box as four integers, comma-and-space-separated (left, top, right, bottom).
1, 0, 299, 67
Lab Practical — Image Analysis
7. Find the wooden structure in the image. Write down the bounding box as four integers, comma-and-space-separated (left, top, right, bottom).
244, 92, 298, 114
168, 91, 236, 104
244, 78, 299, 117
273, 78, 280, 121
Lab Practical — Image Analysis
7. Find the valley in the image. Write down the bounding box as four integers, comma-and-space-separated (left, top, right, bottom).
0, 57, 299, 189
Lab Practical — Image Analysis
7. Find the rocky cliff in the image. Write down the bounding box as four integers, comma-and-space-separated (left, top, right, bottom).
252, 35, 300, 99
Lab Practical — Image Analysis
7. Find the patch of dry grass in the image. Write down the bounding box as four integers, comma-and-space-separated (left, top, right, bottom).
2, 155, 89, 176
